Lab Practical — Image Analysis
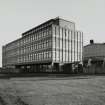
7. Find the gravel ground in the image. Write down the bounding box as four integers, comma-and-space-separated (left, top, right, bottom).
0, 76, 105, 105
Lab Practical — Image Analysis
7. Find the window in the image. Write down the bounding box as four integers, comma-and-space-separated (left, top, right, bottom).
59, 39, 62, 50
44, 41, 46, 48
55, 26, 56, 35
46, 28, 48, 36
60, 28, 62, 38
63, 28, 65, 39
34, 53, 36, 61
46, 40, 49, 47
44, 51, 46, 59
63, 51, 65, 62
31, 45, 33, 51
39, 53, 41, 60
56, 50, 59, 61
40, 52, 42, 60
48, 51, 51, 58
36, 34, 38, 40
75, 32, 77, 41
63, 39, 65, 50
66, 51, 68, 62
42, 52, 44, 59
59, 51, 62, 61
56, 27, 59, 38
66, 40, 68, 51
53, 38, 56, 49
72, 51, 75, 62
34, 44, 36, 50
32, 35, 34, 41
36, 44, 38, 50
46, 51, 48, 59
38, 32, 41, 39
36, 53, 38, 60
56, 38, 59, 49
69, 52, 71, 62
38, 42, 41, 49
43, 30, 46, 37
53, 50, 56, 61
49, 28, 51, 35
48, 39, 51, 47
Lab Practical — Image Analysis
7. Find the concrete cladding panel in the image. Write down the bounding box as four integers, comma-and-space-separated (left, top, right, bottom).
59, 18, 75, 30
52, 25, 83, 63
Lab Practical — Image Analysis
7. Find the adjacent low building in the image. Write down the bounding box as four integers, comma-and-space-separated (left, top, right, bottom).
84, 40, 105, 62
2, 17, 83, 73
83, 40, 105, 73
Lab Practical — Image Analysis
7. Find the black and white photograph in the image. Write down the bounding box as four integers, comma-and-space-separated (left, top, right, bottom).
0, 0, 105, 105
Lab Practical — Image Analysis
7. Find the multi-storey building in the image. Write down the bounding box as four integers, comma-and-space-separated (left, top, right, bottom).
2, 17, 83, 73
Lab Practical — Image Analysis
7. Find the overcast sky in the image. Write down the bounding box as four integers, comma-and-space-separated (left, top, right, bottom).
0, 0, 105, 67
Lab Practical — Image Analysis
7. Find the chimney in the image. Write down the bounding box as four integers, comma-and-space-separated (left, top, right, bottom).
90, 40, 94, 44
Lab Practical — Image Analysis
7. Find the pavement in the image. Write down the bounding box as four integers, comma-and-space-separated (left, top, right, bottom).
0, 76, 105, 105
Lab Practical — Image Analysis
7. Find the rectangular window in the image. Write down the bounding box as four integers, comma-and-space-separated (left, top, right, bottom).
63, 51, 65, 62
60, 39, 62, 50
56, 38, 59, 49
78, 32, 80, 42
42, 52, 44, 60
75, 41, 78, 54
69, 52, 71, 62
40, 52, 42, 60
46, 28, 49, 36
56, 50, 59, 61
63, 39, 65, 50
44, 41, 46, 48
42, 42, 44, 49
59, 51, 62, 62
75, 52, 78, 61
66, 40, 68, 51
53, 38, 56, 49
72, 40, 75, 52
53, 26, 56, 37
38, 53, 40, 60
43, 30, 46, 37
34, 34, 36, 40
55, 26, 56, 36
48, 51, 52, 58
56, 26, 59, 38
48, 39, 51, 47
63, 28, 65, 39
66, 51, 68, 62
75, 32, 77, 42
53, 50, 56, 61
44, 51, 46, 59
59, 28, 62, 39
49, 28, 52, 35
46, 40, 48, 47
72, 51, 75, 62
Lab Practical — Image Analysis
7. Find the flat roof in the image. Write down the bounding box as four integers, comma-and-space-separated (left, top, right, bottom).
84, 43, 105, 47
22, 17, 75, 36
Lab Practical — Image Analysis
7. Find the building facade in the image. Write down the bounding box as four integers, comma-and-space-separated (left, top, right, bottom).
84, 41, 105, 62
83, 40, 105, 74
2, 17, 83, 73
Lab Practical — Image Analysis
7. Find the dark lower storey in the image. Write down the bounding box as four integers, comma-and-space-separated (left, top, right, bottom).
14, 62, 83, 74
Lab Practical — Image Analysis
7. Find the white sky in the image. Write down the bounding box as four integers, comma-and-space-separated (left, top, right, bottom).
0, 0, 105, 67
